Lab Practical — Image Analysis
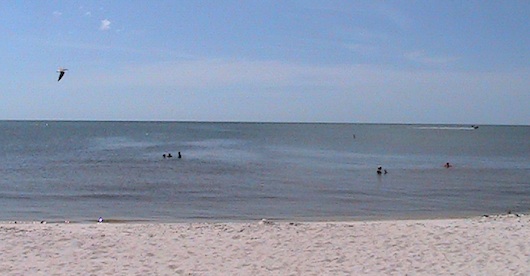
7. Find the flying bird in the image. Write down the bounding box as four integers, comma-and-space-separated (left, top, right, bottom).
57, 67, 68, 81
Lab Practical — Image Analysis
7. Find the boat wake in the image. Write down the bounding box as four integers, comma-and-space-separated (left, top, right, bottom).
413, 126, 479, 130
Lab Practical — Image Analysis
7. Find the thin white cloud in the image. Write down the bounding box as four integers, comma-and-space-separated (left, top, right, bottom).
41, 39, 193, 60
72, 59, 528, 106
62, 58, 529, 124
405, 51, 459, 65
100, 19, 111, 31
305, 2, 411, 30
346, 43, 379, 55
371, 2, 412, 30
53, 11, 62, 17
17, 56, 529, 124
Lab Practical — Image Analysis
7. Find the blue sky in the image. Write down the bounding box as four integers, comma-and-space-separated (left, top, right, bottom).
1, 1, 529, 124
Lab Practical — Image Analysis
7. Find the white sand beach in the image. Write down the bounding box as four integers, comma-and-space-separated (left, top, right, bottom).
1, 214, 529, 275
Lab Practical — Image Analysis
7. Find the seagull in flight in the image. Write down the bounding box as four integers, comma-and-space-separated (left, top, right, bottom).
57, 67, 68, 82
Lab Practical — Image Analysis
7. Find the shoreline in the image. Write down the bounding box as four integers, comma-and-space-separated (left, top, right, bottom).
2, 211, 526, 225
1, 213, 528, 275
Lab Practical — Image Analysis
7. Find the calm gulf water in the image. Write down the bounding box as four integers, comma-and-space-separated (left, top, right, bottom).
1, 121, 529, 222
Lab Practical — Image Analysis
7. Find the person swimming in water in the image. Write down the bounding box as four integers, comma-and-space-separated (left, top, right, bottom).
444, 162, 452, 168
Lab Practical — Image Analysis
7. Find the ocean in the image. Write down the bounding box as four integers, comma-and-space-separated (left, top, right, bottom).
1, 121, 529, 222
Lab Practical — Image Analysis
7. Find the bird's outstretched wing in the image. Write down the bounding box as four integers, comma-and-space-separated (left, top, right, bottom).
58, 71, 65, 81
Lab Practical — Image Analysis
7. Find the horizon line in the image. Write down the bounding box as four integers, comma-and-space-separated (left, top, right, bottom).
0, 119, 527, 127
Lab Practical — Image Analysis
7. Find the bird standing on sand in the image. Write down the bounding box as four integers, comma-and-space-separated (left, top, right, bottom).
57, 67, 68, 81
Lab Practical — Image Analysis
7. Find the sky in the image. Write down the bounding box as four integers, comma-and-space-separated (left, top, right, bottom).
1, 1, 529, 125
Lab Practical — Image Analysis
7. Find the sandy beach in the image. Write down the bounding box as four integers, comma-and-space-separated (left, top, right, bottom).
1, 215, 528, 275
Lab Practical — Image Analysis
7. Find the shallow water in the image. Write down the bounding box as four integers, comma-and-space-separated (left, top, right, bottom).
1, 121, 529, 222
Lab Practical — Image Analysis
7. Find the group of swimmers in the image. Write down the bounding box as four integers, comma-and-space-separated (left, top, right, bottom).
376, 166, 388, 175
378, 162, 453, 174
163, 152, 182, 159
